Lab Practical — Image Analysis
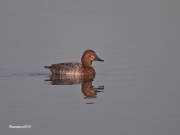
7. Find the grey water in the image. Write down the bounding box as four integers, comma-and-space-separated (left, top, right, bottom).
0, 0, 180, 135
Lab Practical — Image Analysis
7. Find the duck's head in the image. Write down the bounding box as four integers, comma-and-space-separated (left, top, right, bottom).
81, 49, 104, 66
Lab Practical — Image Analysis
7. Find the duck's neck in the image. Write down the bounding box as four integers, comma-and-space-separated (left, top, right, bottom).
82, 60, 92, 67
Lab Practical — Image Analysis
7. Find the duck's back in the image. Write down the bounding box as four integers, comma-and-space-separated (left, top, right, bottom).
44, 62, 83, 75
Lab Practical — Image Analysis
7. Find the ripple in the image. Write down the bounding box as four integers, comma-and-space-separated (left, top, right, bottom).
0, 72, 51, 77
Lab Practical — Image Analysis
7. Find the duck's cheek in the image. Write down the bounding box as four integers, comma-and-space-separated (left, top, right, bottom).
90, 56, 95, 61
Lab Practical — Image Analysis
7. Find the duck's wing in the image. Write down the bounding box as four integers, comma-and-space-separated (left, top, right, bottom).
44, 62, 83, 74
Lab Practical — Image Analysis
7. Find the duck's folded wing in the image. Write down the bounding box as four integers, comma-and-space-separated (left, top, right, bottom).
45, 62, 82, 74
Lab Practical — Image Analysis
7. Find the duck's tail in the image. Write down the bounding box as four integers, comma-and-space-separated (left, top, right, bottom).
44, 66, 51, 69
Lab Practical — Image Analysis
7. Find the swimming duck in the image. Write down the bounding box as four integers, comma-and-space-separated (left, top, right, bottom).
44, 49, 104, 75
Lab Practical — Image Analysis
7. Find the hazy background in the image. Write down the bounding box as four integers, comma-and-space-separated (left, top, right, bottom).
0, 0, 180, 135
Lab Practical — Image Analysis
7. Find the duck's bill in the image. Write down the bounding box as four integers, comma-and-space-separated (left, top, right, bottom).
94, 55, 104, 62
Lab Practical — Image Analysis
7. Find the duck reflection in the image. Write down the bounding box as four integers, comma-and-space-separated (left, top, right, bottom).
45, 74, 104, 99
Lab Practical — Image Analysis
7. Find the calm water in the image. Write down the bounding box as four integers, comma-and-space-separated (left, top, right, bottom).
0, 1, 180, 135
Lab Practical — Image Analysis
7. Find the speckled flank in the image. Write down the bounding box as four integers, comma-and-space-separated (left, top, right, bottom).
44, 49, 104, 75
45, 62, 83, 75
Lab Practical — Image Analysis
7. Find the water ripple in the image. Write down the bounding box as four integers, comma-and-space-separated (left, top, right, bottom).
0, 72, 51, 77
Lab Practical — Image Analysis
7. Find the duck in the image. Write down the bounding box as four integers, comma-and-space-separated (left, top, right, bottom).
44, 49, 104, 75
